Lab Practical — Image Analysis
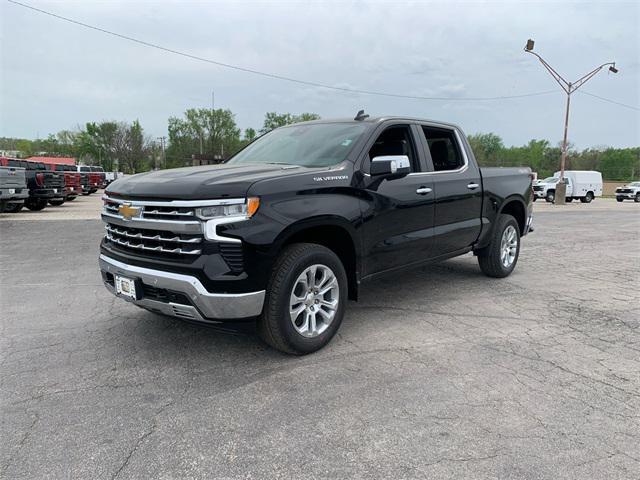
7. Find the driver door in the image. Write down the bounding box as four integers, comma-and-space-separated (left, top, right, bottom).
360, 123, 435, 277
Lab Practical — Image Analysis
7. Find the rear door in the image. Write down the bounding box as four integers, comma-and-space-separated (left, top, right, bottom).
417, 124, 483, 256
359, 122, 435, 276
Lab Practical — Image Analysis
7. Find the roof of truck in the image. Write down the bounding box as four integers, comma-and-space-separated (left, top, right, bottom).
290, 116, 463, 131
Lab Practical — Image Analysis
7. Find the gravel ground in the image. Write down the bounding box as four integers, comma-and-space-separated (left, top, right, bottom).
1, 198, 639, 479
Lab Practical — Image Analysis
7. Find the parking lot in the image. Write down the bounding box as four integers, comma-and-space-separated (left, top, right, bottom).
1, 197, 639, 479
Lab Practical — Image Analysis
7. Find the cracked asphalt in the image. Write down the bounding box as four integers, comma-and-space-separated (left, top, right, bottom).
1, 198, 639, 479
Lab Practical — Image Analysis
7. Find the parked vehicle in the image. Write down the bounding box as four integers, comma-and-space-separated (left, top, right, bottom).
46, 164, 82, 204
2, 159, 65, 211
105, 171, 124, 186
91, 166, 107, 189
533, 170, 602, 203
77, 166, 99, 194
0, 158, 29, 213
99, 115, 533, 354
615, 181, 640, 202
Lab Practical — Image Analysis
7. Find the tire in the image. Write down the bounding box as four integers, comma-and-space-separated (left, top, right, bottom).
67, 196, 77, 202
81, 192, 90, 196
3, 202, 23, 213
545, 190, 555, 203
580, 192, 594, 203
48, 199, 65, 206
566, 197, 573, 203
532, 196, 537, 202
258, 243, 348, 355
635, 193, 640, 203
25, 198, 47, 211
477, 214, 520, 278
616, 197, 624, 202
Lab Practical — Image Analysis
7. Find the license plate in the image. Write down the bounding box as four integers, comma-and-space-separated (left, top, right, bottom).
70, 187, 75, 191
53, 188, 58, 193
115, 275, 137, 299
8, 189, 15, 194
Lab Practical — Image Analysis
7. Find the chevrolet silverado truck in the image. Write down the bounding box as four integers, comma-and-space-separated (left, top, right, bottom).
100, 115, 533, 354
615, 181, 640, 202
0, 158, 65, 211
0, 158, 29, 213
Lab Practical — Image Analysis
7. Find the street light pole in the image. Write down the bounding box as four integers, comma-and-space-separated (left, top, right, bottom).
156, 136, 166, 170
524, 39, 617, 204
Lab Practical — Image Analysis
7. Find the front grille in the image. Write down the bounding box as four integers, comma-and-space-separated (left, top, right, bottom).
105, 224, 202, 255
533, 186, 543, 191
617, 189, 632, 194
102, 195, 247, 264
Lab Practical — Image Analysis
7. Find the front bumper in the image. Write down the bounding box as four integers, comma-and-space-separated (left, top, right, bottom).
0, 188, 29, 201
99, 254, 265, 322
616, 192, 636, 199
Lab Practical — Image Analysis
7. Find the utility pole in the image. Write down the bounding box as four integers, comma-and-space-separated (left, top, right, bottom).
524, 39, 617, 204
156, 136, 166, 170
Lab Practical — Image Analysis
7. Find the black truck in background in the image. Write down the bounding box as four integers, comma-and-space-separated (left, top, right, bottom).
100, 115, 533, 354
0, 158, 65, 211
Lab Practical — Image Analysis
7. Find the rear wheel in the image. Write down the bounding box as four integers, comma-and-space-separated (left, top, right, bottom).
25, 198, 47, 211
566, 197, 573, 203
581, 192, 594, 203
545, 190, 555, 203
258, 243, 347, 355
48, 199, 65, 206
477, 214, 520, 278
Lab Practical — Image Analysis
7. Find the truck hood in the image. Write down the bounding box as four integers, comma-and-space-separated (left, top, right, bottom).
106, 163, 313, 199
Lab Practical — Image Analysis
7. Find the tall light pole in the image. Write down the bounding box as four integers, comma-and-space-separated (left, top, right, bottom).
156, 136, 166, 170
524, 39, 618, 204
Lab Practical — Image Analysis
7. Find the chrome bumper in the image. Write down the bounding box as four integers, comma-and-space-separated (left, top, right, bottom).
99, 254, 265, 322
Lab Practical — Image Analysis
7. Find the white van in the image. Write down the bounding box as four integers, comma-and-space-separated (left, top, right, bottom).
533, 170, 603, 203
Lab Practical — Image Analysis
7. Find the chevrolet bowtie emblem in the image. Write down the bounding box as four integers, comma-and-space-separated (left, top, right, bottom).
118, 203, 141, 220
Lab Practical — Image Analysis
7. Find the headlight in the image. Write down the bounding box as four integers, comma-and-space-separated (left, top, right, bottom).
201, 197, 260, 241
197, 197, 260, 220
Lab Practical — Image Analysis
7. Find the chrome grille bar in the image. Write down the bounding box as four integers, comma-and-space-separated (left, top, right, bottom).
105, 224, 201, 244
105, 232, 202, 255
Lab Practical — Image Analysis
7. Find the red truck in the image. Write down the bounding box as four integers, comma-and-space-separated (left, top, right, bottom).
46, 163, 83, 204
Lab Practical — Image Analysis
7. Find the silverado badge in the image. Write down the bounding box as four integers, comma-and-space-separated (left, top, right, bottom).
118, 203, 142, 220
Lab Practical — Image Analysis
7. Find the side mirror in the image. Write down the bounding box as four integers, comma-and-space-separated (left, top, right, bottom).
370, 155, 411, 176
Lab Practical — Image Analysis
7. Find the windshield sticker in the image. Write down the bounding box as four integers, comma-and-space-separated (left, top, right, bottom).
341, 139, 353, 146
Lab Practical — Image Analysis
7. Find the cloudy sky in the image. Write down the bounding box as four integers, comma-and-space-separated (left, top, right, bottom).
1, 0, 638, 148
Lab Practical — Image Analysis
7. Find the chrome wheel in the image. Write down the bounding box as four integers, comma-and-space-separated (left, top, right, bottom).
500, 225, 518, 268
289, 264, 339, 338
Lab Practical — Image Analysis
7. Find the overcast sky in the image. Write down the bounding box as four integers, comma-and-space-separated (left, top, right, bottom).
1, 0, 638, 148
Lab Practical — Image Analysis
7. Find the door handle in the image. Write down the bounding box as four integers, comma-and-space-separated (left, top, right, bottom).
416, 187, 432, 195
467, 183, 480, 190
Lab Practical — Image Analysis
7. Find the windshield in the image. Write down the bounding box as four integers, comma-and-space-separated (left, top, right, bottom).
628, 182, 640, 187
542, 177, 558, 183
228, 123, 368, 167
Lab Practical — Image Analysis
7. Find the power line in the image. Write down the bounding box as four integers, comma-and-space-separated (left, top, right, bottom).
578, 90, 640, 112
8, 0, 556, 102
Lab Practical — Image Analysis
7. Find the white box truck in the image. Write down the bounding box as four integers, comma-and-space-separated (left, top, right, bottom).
533, 170, 603, 203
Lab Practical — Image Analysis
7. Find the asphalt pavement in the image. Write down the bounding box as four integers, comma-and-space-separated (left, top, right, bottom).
1, 198, 639, 479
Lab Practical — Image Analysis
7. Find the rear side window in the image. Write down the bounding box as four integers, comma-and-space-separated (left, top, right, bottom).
421, 126, 464, 172
8, 159, 22, 167
80, 166, 90, 172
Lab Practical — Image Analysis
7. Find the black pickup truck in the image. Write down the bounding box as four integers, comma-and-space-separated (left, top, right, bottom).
100, 115, 533, 354
3, 159, 65, 211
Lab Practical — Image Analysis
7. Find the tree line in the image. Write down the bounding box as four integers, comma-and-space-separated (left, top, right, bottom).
1, 112, 637, 180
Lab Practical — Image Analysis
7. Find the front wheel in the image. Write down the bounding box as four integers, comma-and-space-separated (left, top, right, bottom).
566, 197, 573, 203
635, 193, 640, 203
3, 202, 23, 213
617, 197, 624, 202
477, 214, 520, 278
545, 191, 555, 203
48, 199, 65, 206
258, 243, 347, 355
25, 198, 47, 211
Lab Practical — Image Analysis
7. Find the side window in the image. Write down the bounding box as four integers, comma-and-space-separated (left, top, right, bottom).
421, 126, 464, 172
368, 125, 419, 172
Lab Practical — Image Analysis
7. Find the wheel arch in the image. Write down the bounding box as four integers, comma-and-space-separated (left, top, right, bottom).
498, 196, 528, 235
272, 216, 361, 301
